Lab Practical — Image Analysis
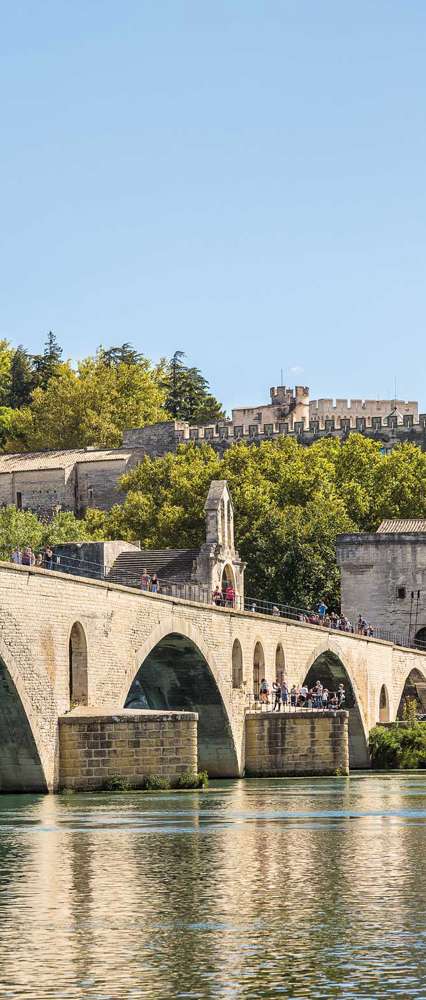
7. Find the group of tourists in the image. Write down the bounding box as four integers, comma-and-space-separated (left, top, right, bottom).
212, 584, 236, 608
140, 569, 159, 593
258, 677, 346, 712
299, 603, 374, 636
10, 545, 56, 569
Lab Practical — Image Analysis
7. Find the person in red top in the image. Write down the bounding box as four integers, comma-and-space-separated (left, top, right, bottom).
225, 584, 235, 608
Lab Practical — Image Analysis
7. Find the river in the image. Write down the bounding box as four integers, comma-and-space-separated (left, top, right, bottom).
0, 774, 425, 998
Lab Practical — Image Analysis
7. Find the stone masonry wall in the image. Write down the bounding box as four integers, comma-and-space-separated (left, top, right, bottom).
245, 711, 349, 777
0, 562, 426, 790
59, 709, 198, 790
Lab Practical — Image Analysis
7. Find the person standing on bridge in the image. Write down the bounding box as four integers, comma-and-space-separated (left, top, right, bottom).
22, 546, 35, 566
11, 546, 22, 565
272, 681, 282, 711
140, 569, 151, 591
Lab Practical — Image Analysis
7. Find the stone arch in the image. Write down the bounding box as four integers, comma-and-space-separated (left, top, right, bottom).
302, 644, 369, 768
123, 620, 239, 777
396, 666, 426, 718
415, 627, 426, 650
379, 684, 390, 723
221, 564, 235, 592
232, 639, 243, 689
69, 622, 88, 706
253, 641, 265, 700
0, 635, 48, 792
275, 643, 286, 685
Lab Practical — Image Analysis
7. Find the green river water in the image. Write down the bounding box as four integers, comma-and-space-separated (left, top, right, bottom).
0, 774, 425, 999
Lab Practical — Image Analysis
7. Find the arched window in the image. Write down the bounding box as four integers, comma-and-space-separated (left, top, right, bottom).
69, 622, 88, 706
275, 644, 285, 685
253, 642, 265, 700
379, 684, 389, 723
221, 564, 236, 604
232, 639, 243, 688
415, 627, 426, 650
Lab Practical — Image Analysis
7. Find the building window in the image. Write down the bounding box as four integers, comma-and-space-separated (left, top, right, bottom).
403, 414, 413, 428
204, 427, 214, 440
278, 422, 289, 435
256, 412, 262, 422
325, 418, 335, 432
219, 426, 228, 439
87, 487, 94, 501
264, 423, 273, 436
387, 415, 397, 429
356, 417, 366, 431
309, 419, 320, 433
234, 425, 243, 438
294, 421, 304, 435
16, 491, 22, 510
371, 416, 382, 430
189, 427, 199, 439
249, 424, 258, 437
340, 417, 351, 431
397, 586, 406, 599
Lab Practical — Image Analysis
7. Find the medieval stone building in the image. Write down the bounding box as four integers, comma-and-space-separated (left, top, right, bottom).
336, 519, 426, 646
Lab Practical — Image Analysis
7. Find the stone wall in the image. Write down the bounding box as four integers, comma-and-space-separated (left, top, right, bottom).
336, 533, 426, 639
59, 709, 198, 790
244, 711, 349, 777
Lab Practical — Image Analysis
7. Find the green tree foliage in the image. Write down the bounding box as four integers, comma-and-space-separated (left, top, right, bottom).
369, 723, 426, 769
0, 340, 15, 406
99, 434, 426, 609
0, 506, 103, 560
32, 330, 63, 390
8, 346, 35, 409
163, 351, 224, 424
4, 354, 167, 451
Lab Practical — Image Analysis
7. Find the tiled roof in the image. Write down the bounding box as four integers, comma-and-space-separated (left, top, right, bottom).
377, 519, 426, 533
0, 448, 133, 474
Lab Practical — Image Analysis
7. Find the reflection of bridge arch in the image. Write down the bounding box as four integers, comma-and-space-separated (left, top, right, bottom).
124, 620, 239, 777
397, 666, 426, 718
303, 642, 369, 768
0, 635, 48, 792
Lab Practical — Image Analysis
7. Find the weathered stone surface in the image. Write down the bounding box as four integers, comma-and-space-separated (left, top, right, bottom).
245, 711, 349, 777
59, 710, 198, 790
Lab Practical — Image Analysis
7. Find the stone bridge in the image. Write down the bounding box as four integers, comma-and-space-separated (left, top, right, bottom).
1, 561, 426, 792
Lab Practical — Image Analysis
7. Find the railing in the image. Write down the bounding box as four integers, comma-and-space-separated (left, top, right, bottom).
19, 551, 426, 654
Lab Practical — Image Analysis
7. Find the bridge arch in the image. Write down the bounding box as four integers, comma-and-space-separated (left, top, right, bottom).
253, 640, 265, 700
275, 643, 286, 685
0, 635, 49, 792
397, 665, 426, 718
232, 639, 243, 689
379, 684, 390, 723
302, 643, 369, 768
69, 622, 88, 706
123, 619, 239, 777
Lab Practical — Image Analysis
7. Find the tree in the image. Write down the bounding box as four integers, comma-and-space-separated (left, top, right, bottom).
96, 435, 426, 611
163, 351, 224, 424
8, 346, 35, 409
7, 353, 168, 451
99, 343, 144, 367
0, 339, 15, 406
32, 331, 63, 390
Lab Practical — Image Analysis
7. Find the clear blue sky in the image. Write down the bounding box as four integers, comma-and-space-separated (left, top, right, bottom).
1, 1, 425, 413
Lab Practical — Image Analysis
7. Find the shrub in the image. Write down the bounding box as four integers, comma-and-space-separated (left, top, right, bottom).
173, 770, 209, 789
369, 723, 426, 769
102, 775, 133, 792
142, 775, 170, 790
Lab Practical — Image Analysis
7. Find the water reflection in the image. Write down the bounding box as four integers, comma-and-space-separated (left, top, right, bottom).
0, 777, 425, 997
